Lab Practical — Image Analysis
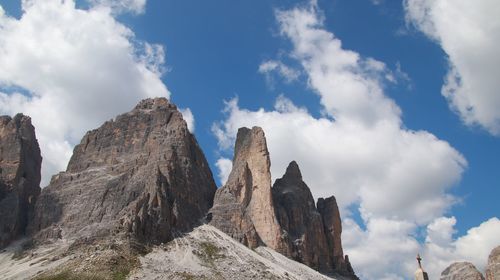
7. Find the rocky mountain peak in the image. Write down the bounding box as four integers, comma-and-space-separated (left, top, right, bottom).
283, 160, 302, 181
440, 262, 485, 280
0, 113, 42, 248
30, 97, 216, 244
134, 97, 172, 110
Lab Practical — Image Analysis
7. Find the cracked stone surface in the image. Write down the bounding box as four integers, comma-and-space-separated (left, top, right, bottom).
0, 113, 42, 248
29, 98, 217, 244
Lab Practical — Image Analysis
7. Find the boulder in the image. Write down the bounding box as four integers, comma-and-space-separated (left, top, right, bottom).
486, 245, 500, 280
440, 262, 485, 280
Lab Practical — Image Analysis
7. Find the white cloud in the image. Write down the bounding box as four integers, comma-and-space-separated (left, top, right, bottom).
258, 60, 300, 83
343, 217, 419, 280
212, 3, 473, 279
404, 0, 500, 135
343, 216, 500, 279
422, 217, 500, 279
86, 0, 146, 15
215, 157, 232, 186
179, 108, 195, 133
0, 0, 169, 186
214, 4, 465, 223
213, 97, 465, 224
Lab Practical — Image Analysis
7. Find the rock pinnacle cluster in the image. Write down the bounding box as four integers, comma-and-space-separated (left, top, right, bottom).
209, 126, 357, 278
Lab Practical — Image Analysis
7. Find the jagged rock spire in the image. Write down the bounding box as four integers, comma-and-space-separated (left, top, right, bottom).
209, 127, 285, 251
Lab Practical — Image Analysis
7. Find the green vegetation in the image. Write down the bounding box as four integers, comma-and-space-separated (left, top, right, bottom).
35, 266, 131, 280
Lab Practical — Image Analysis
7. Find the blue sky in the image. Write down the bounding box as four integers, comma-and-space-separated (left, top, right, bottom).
0, 1, 499, 279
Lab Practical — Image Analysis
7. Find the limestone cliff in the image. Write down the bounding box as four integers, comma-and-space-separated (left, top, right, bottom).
209, 127, 285, 251
29, 98, 217, 244
0, 114, 42, 248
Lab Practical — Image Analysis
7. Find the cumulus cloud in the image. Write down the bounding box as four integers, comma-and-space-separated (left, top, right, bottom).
258, 60, 300, 84
213, 97, 464, 224
404, 0, 500, 135
86, 0, 146, 14
215, 158, 232, 186
343, 216, 500, 279
422, 217, 500, 278
211, 3, 480, 279
0, 0, 169, 186
214, 4, 465, 223
179, 108, 195, 133
343, 217, 419, 279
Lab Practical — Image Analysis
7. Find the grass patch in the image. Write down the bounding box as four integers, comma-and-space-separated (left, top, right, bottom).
35, 265, 132, 280
199, 241, 224, 261
195, 241, 225, 268
35, 270, 103, 280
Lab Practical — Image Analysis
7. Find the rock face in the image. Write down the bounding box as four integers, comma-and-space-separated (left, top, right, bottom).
486, 246, 500, 280
273, 161, 329, 270
210, 127, 356, 278
209, 127, 285, 251
29, 98, 216, 244
440, 262, 485, 280
317, 196, 354, 275
273, 161, 355, 276
0, 114, 42, 248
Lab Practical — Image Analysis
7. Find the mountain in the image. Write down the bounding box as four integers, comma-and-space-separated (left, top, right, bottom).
209, 126, 357, 278
0, 99, 357, 279
29, 98, 217, 244
0, 114, 42, 248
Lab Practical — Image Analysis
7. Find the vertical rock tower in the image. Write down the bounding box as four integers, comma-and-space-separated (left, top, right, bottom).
274, 161, 356, 276
209, 127, 285, 250
30, 98, 216, 243
0, 114, 42, 248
